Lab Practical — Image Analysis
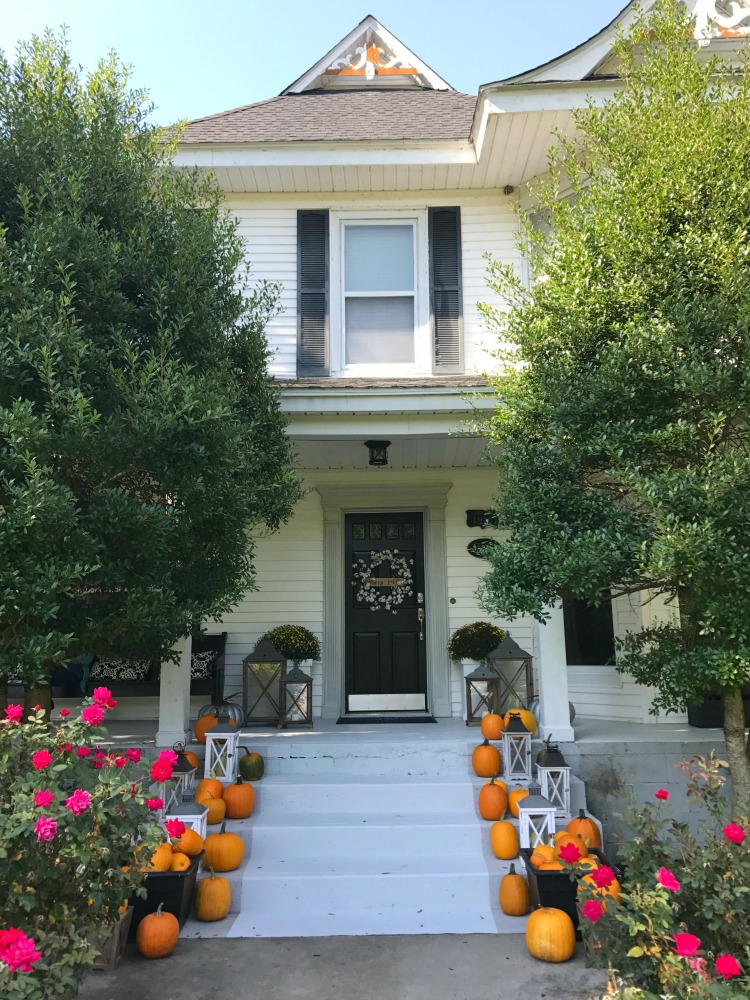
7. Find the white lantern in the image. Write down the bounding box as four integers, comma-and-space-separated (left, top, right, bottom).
501, 711, 532, 782
517, 794, 557, 849
204, 720, 241, 785
164, 800, 208, 841
537, 745, 571, 819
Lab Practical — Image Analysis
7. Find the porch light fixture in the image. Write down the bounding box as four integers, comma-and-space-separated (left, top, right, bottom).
278, 663, 314, 729
537, 744, 572, 819
517, 793, 557, 849
204, 719, 241, 786
464, 661, 503, 727
364, 440, 391, 466
487, 635, 535, 716
501, 711, 533, 782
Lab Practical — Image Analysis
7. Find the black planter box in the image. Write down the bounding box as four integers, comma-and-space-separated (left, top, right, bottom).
521, 847, 622, 940
128, 852, 203, 942
687, 689, 750, 729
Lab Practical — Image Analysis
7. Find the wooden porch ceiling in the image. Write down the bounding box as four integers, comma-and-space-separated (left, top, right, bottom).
292, 435, 496, 470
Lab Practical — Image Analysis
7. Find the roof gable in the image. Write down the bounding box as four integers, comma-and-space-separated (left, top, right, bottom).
282, 15, 452, 93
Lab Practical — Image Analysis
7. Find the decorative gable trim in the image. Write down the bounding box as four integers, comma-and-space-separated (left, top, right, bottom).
694, 0, 750, 44
282, 15, 453, 94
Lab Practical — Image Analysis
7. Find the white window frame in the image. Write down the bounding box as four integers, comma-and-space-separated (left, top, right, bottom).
329, 209, 430, 377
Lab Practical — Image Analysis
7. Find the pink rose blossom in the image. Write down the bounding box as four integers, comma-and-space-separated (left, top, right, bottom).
34, 815, 57, 842
94, 750, 105, 759
107, 697, 117, 709
689, 957, 707, 979
92, 760, 103, 770
581, 899, 604, 923
150, 760, 173, 782
590, 866, 617, 889
126, 748, 142, 763
723, 823, 745, 845
33, 790, 56, 808
64, 789, 91, 815
75, 746, 91, 758
0, 928, 42, 973
164, 818, 185, 839
80, 704, 104, 726
655, 789, 669, 801
657, 867, 681, 892
157, 749, 178, 767
146, 798, 164, 811
673, 933, 701, 957
58, 708, 70, 718
558, 842, 582, 865
32, 750, 53, 771
4, 704, 23, 724
715, 954, 742, 980
91, 686, 112, 706
114, 756, 127, 769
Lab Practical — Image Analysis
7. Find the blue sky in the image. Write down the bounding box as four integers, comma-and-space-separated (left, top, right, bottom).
1, 1, 627, 125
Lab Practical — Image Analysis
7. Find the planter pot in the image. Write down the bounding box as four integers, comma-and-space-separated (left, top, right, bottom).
687, 688, 750, 729
91, 906, 133, 971
127, 852, 203, 942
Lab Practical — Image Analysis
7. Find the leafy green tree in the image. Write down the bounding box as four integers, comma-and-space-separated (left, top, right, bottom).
478, 0, 750, 808
0, 32, 301, 711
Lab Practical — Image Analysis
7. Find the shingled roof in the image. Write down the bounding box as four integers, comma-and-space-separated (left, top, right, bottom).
181, 89, 477, 144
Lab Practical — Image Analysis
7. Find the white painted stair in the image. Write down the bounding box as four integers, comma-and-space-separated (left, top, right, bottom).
181, 721, 588, 939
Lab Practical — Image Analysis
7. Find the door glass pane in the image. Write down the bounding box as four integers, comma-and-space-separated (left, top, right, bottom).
402, 523, 415, 539
386, 523, 399, 539
346, 297, 414, 364
352, 523, 366, 540
345, 225, 414, 292
369, 523, 382, 539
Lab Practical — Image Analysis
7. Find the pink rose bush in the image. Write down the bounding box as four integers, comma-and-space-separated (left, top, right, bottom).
0, 693, 166, 997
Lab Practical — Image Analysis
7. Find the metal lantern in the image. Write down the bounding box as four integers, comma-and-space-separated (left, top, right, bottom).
517, 794, 557, 849
278, 663, 313, 729
501, 711, 532, 781
242, 639, 285, 726
464, 661, 503, 727
160, 753, 197, 814
164, 800, 208, 842
487, 635, 534, 715
537, 744, 571, 819
204, 720, 241, 785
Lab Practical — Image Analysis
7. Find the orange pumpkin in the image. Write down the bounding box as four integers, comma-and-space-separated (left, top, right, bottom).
554, 832, 588, 862
172, 828, 204, 858
529, 843, 556, 869
223, 776, 255, 820
198, 795, 227, 826
147, 842, 173, 873
202, 821, 245, 873
195, 867, 231, 922
478, 777, 508, 821
194, 714, 219, 744
525, 907, 576, 963
566, 810, 602, 851
195, 777, 224, 801
574, 857, 600, 873
499, 863, 529, 916
490, 820, 519, 860
579, 873, 622, 907
136, 902, 180, 960
117, 899, 129, 917
169, 852, 192, 872
539, 860, 564, 871
471, 739, 501, 778
508, 786, 529, 818
481, 712, 505, 740
184, 749, 200, 770
503, 708, 537, 738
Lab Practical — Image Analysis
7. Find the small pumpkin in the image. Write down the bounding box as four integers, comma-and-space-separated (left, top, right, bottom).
508, 786, 529, 818
566, 809, 602, 851
472, 739, 501, 778
117, 899, 129, 917
503, 708, 537, 738
147, 842, 173, 873
169, 852, 192, 872
490, 820, 519, 860
529, 843, 556, 869
478, 777, 508, 821
136, 902, 180, 960
198, 794, 227, 826
480, 713, 505, 741
499, 863, 529, 916
195, 866, 231, 922
553, 832, 588, 862
195, 777, 224, 801
223, 776, 255, 820
172, 828, 204, 858
579, 873, 622, 907
539, 860, 564, 871
239, 750, 265, 781
184, 749, 200, 770
202, 821, 245, 873
525, 907, 576, 963
574, 857, 600, 873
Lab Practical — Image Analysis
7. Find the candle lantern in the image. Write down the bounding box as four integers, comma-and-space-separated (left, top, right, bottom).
164, 800, 208, 842
464, 662, 503, 727
517, 794, 557, 849
160, 753, 197, 814
204, 720, 241, 785
242, 639, 285, 726
486, 635, 534, 716
501, 711, 532, 782
172, 743, 199, 800
537, 744, 571, 819
278, 663, 313, 729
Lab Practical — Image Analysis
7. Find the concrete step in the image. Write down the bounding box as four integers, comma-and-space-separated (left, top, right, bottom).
251, 774, 475, 812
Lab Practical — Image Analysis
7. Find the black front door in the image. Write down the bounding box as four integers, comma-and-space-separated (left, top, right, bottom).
345, 512, 427, 712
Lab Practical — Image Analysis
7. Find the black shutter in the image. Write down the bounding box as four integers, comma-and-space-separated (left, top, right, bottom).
428, 207, 463, 373
297, 210, 329, 376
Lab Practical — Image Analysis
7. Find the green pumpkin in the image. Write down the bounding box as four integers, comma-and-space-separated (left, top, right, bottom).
239, 751, 265, 781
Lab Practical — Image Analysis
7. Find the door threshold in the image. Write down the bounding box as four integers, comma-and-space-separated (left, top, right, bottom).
336, 713, 437, 725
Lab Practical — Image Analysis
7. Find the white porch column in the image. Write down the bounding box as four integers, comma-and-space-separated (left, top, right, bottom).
535, 603, 575, 743
156, 635, 192, 748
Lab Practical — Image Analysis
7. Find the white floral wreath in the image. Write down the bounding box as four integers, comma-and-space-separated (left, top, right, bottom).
352, 549, 414, 614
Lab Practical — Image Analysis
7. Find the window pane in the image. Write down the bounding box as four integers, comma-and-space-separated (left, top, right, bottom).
562, 593, 616, 666
345, 225, 414, 292
346, 297, 414, 364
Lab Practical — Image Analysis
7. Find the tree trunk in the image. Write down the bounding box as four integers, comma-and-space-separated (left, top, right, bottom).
24, 681, 52, 722
722, 686, 750, 815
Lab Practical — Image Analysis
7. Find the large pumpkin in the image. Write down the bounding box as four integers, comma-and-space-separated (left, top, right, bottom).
239, 751, 265, 781
525, 907, 576, 963
147, 843, 173, 873
198, 794, 227, 826
472, 739, 501, 778
508, 786, 529, 818
194, 715, 237, 745
554, 832, 588, 862
478, 777, 508, 821
203, 821, 245, 872
172, 828, 204, 858
136, 903, 180, 960
480, 713, 504, 741
499, 864, 529, 916
566, 810, 602, 851
195, 866, 232, 922
195, 777, 224, 801
503, 708, 537, 738
223, 776, 255, 820
489, 820, 519, 860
